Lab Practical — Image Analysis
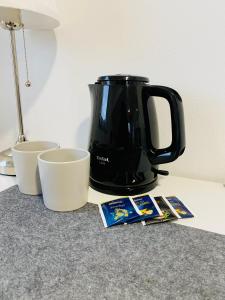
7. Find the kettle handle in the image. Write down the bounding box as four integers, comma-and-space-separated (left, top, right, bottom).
143, 85, 185, 164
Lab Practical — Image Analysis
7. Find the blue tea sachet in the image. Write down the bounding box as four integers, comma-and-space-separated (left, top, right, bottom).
166, 196, 194, 219
99, 197, 141, 228
127, 195, 163, 224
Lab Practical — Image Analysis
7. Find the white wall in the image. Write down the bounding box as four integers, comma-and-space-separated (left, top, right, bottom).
0, 0, 225, 182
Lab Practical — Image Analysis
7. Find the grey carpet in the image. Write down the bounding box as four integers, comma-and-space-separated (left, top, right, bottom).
0, 186, 225, 300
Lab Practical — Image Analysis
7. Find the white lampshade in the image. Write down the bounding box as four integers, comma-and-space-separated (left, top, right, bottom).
0, 0, 60, 29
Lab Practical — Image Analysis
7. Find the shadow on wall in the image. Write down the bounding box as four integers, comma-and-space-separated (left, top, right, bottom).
0, 29, 57, 148
75, 117, 91, 150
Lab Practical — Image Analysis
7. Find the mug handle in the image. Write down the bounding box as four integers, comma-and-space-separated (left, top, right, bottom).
142, 85, 185, 164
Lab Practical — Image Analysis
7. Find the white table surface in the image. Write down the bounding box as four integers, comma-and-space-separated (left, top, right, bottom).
1, 174, 225, 236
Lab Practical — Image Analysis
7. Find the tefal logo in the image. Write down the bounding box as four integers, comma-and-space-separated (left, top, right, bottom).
96, 156, 110, 163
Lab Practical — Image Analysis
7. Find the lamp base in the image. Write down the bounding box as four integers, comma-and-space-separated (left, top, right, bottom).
0, 148, 15, 176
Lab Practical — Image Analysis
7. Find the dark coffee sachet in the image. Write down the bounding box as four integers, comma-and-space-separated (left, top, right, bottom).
143, 196, 178, 226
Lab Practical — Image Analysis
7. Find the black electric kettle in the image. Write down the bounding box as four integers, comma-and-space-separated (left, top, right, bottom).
88, 75, 185, 195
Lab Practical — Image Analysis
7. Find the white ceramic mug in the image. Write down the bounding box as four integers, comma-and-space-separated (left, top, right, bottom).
12, 141, 59, 195
38, 148, 90, 212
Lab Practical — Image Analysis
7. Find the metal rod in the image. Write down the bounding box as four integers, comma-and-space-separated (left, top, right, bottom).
10, 29, 26, 143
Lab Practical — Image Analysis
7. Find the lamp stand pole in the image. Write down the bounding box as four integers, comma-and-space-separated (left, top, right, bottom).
10, 28, 26, 143
0, 21, 26, 176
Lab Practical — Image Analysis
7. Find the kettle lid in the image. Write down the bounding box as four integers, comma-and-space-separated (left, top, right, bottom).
97, 74, 149, 83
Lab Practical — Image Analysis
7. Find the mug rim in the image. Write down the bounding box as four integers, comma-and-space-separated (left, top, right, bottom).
38, 148, 90, 164
12, 141, 59, 153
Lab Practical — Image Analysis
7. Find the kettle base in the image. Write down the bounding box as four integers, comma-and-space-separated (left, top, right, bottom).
90, 178, 158, 196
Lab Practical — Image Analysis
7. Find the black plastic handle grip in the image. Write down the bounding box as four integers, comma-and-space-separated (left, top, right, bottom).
143, 85, 185, 164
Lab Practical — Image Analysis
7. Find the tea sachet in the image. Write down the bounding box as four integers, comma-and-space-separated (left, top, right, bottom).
127, 195, 162, 224
99, 197, 141, 228
166, 196, 194, 219
142, 196, 178, 226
